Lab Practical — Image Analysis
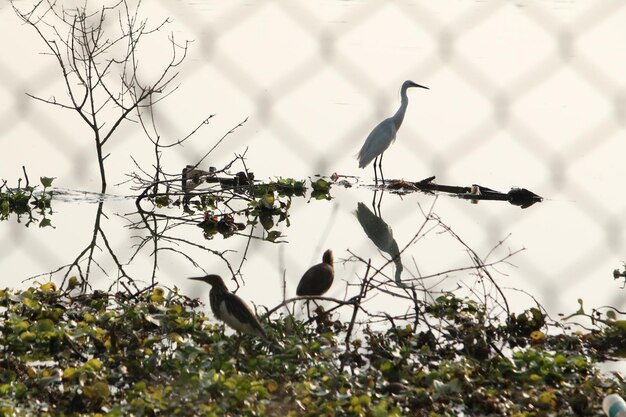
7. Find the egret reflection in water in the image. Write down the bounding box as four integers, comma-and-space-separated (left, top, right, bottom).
355, 202, 403, 284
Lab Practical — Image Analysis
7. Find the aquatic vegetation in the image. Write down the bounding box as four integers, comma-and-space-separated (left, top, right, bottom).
136, 172, 328, 241
0, 173, 54, 227
0, 284, 621, 416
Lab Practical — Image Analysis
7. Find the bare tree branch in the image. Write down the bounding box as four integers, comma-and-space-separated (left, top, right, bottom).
11, 0, 189, 193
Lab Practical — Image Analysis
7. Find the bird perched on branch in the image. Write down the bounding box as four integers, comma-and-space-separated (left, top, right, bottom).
357, 80, 429, 185
188, 274, 267, 339
297, 249, 334, 297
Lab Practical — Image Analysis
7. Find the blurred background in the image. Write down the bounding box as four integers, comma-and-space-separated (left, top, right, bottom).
1, 0, 625, 320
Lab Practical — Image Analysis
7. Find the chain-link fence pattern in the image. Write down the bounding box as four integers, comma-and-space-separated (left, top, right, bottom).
1, 1, 625, 313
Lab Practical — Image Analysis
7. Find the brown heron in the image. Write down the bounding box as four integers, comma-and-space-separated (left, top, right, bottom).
357, 80, 429, 185
188, 274, 267, 339
297, 249, 334, 297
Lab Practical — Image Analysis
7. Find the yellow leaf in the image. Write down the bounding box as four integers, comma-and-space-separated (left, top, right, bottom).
12, 321, 29, 333
151, 287, 165, 303
168, 333, 183, 344
84, 359, 102, 372
20, 331, 36, 342
538, 390, 557, 409
267, 380, 279, 393
40, 282, 57, 292
63, 368, 77, 380
67, 276, 79, 290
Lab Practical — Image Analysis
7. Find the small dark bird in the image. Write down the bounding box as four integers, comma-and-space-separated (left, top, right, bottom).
297, 249, 335, 297
188, 274, 267, 339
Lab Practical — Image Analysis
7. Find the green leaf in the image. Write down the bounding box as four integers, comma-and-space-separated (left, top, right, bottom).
266, 230, 282, 242
611, 320, 626, 331
40, 177, 55, 188
20, 331, 36, 342
258, 193, 275, 210
35, 319, 55, 332
311, 178, 330, 192
84, 358, 103, 372
83, 381, 110, 400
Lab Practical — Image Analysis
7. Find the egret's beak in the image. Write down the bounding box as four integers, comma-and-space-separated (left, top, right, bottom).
415, 84, 429, 90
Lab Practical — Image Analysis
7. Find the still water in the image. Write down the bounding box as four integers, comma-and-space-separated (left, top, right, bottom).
1, 0, 625, 326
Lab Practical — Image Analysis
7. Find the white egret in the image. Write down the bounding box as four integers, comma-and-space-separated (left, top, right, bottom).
357, 80, 428, 184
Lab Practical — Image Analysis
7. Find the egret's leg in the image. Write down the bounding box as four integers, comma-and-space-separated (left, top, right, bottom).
372, 156, 379, 184
378, 153, 385, 185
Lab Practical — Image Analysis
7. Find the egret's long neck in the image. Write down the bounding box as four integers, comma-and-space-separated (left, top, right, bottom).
392, 87, 410, 130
